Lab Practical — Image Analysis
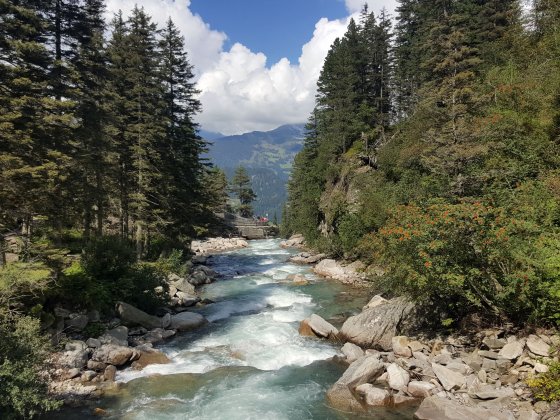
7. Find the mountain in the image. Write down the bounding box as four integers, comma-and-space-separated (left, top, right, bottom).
198, 129, 224, 141
203, 124, 306, 220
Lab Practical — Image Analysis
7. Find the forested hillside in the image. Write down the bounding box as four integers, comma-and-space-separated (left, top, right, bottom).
0, 2, 228, 416
206, 124, 305, 219
284, 1, 560, 325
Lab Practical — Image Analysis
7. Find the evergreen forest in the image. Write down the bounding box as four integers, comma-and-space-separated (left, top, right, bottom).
283, 1, 560, 326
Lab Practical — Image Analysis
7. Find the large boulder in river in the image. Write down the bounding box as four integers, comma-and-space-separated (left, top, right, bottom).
299, 314, 339, 339
117, 302, 170, 330
91, 344, 134, 367
339, 297, 416, 351
326, 354, 385, 412
314, 259, 365, 284
170, 312, 207, 331
414, 395, 515, 420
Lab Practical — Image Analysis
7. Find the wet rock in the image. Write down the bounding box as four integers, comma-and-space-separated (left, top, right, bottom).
526, 335, 550, 357
130, 347, 171, 370
341, 342, 364, 364
387, 362, 410, 391
414, 396, 514, 420
116, 302, 168, 330
130, 328, 176, 346
326, 354, 385, 412
498, 341, 524, 360
393, 394, 418, 406
408, 380, 436, 398
169, 312, 207, 332
432, 363, 466, 391
339, 297, 416, 351
355, 384, 391, 406
392, 336, 413, 358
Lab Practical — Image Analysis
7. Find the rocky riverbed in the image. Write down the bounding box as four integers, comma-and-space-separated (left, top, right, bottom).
46, 237, 559, 419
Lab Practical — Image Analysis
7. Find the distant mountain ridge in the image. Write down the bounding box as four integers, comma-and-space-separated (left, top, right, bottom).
203, 124, 306, 220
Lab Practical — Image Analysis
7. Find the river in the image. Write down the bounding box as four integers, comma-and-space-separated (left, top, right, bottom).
59, 239, 413, 419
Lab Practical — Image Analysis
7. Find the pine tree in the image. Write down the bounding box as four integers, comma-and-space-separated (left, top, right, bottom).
159, 18, 206, 241
230, 166, 256, 218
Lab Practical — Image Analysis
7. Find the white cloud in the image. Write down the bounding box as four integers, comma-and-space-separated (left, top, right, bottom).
345, 0, 398, 16
106, 1, 395, 135
104, 0, 226, 73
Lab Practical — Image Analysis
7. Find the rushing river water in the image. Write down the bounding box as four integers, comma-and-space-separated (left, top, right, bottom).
58, 239, 414, 419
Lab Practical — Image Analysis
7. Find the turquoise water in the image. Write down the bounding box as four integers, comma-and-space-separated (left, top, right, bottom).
53, 239, 413, 419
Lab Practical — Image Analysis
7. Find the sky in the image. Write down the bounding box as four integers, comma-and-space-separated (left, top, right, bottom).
104, 0, 399, 135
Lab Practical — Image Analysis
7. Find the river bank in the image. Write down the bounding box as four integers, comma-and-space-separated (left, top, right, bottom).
44, 238, 558, 419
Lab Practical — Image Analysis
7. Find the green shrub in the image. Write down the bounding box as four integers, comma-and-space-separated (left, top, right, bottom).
527, 358, 560, 402
370, 199, 560, 324
0, 315, 61, 418
57, 261, 111, 311
81, 236, 136, 281
337, 213, 367, 255
118, 264, 169, 313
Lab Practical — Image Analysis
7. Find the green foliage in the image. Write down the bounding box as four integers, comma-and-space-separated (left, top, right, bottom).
527, 358, 560, 402
82, 322, 106, 339
0, 315, 61, 418
337, 213, 367, 255
368, 200, 560, 323
81, 236, 136, 281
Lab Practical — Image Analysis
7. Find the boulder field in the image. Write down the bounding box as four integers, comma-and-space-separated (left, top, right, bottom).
299, 300, 558, 419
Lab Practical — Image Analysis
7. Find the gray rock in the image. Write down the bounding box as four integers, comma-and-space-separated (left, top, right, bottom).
104, 365, 117, 382
526, 334, 550, 357
87, 360, 107, 371
116, 301, 167, 329
341, 342, 364, 363
175, 291, 200, 307
363, 295, 388, 311
474, 387, 515, 400
483, 338, 507, 350
432, 363, 466, 391
414, 396, 515, 420
339, 297, 416, 351
170, 276, 196, 295
326, 354, 385, 412
446, 361, 472, 375
66, 314, 89, 331
498, 341, 524, 360
65, 368, 81, 379
81, 370, 97, 382
387, 362, 410, 391
307, 314, 339, 339
392, 336, 412, 358
91, 344, 133, 366
479, 350, 501, 360
355, 384, 391, 406
169, 312, 207, 331
408, 380, 436, 398
100, 326, 129, 347
87, 310, 100, 322
65, 340, 87, 352
433, 353, 453, 365
86, 338, 101, 348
